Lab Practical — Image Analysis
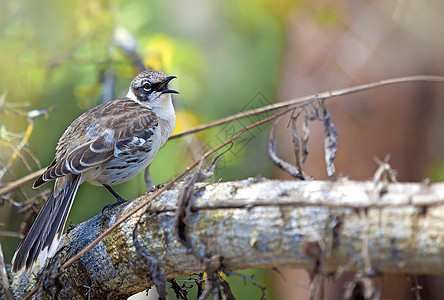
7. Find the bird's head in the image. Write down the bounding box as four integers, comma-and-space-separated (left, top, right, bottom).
126, 70, 179, 106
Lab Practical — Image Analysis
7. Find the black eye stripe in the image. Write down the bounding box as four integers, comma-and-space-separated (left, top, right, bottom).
139, 80, 167, 93
150, 82, 161, 91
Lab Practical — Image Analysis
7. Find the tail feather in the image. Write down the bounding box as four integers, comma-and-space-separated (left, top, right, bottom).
12, 174, 82, 272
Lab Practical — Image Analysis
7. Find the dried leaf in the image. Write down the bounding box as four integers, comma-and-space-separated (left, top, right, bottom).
320, 100, 338, 177
267, 118, 306, 180
290, 112, 306, 176
301, 109, 314, 163
174, 159, 203, 250
176, 145, 232, 255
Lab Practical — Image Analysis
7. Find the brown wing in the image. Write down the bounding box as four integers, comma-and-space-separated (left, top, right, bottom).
34, 100, 158, 188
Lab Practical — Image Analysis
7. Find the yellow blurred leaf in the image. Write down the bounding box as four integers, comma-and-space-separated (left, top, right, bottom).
144, 35, 175, 72
173, 110, 201, 136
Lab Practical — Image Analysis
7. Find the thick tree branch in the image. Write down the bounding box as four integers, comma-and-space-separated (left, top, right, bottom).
9, 178, 444, 299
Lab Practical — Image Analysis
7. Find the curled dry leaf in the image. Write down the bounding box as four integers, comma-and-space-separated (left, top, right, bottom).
175, 159, 203, 250
197, 143, 233, 182
301, 110, 314, 163
267, 117, 307, 180
175, 144, 232, 252
290, 111, 307, 178
320, 99, 338, 177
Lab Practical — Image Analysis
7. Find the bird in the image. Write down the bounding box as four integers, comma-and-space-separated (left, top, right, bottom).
12, 69, 178, 272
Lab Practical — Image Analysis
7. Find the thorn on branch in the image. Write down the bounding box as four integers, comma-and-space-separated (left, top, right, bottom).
133, 222, 167, 300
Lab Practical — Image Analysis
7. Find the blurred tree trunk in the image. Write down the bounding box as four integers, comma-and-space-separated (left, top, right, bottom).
275, 1, 444, 299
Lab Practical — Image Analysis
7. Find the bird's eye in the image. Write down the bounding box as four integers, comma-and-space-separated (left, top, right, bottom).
142, 82, 151, 91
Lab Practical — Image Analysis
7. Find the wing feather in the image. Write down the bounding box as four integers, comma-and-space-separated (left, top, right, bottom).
33, 100, 158, 187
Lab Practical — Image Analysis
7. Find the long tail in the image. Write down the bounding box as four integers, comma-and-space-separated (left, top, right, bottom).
12, 174, 82, 272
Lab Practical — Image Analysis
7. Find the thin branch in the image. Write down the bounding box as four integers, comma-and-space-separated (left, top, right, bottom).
224, 271, 266, 300
3, 75, 444, 197
0, 231, 23, 239
170, 75, 444, 139
0, 169, 44, 197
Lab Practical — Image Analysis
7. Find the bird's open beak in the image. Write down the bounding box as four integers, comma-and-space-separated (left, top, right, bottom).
159, 76, 179, 95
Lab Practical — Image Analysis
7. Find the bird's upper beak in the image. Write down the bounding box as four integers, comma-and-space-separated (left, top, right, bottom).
158, 76, 179, 95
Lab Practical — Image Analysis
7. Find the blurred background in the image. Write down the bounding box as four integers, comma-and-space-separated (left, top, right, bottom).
1, 0, 444, 299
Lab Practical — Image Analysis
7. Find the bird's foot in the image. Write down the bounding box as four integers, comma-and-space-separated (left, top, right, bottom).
102, 197, 127, 213
102, 184, 127, 213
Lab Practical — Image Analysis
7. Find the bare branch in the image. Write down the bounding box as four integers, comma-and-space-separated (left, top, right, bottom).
0, 169, 44, 197
3, 75, 444, 197
170, 75, 444, 139
267, 118, 306, 180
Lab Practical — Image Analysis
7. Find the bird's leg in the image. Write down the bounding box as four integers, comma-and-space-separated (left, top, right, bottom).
102, 184, 127, 212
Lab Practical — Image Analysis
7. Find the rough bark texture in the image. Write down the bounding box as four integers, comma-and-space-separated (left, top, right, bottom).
7, 178, 444, 299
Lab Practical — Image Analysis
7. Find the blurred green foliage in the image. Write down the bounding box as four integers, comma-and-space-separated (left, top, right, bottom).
0, 0, 307, 298
430, 158, 444, 182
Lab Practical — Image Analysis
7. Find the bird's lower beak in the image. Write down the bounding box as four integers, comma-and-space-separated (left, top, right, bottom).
159, 76, 179, 95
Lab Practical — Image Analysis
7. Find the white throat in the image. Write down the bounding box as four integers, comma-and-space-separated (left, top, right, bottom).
153, 94, 176, 135
126, 87, 137, 101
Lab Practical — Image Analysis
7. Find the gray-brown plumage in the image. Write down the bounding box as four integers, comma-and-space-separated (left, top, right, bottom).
12, 70, 178, 272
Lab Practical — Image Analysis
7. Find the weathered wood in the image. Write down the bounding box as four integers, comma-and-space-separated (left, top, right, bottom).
8, 178, 444, 299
